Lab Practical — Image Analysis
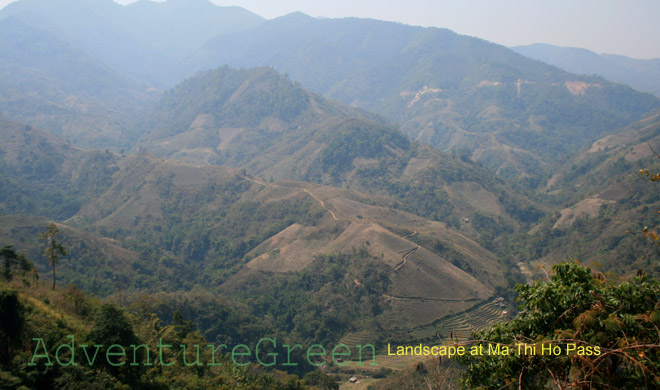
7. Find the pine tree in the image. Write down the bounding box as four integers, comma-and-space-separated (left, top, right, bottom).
39, 223, 67, 290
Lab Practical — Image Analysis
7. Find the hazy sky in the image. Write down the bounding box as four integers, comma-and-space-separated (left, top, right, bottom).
1, 0, 658, 59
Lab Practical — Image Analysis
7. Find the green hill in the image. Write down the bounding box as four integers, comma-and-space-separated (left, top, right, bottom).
1, 117, 510, 350
0, 118, 119, 220
138, 66, 545, 247
0, 279, 308, 389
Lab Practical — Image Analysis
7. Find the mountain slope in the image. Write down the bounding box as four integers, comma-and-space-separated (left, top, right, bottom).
137, 66, 371, 166
139, 65, 546, 251
511, 110, 660, 279
2, 118, 507, 341
0, 215, 140, 294
186, 14, 660, 182
513, 43, 660, 97
0, 0, 264, 87
0, 118, 120, 219
0, 17, 153, 149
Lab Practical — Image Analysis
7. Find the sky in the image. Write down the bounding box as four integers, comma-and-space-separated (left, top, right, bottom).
1, 0, 659, 59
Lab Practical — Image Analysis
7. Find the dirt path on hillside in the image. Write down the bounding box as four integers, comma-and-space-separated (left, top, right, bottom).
380, 293, 482, 302
240, 174, 338, 220
391, 246, 419, 272
390, 230, 418, 272
302, 188, 338, 220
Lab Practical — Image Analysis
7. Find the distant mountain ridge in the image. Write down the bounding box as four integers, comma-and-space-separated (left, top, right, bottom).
1, 0, 658, 185
0, 16, 151, 149
0, 0, 264, 86
0, 0, 264, 148
185, 13, 659, 183
513, 43, 660, 97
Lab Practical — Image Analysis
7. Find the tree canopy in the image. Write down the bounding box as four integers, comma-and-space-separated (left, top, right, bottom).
459, 262, 660, 389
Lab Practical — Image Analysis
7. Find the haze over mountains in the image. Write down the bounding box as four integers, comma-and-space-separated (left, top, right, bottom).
513, 43, 660, 97
186, 13, 657, 175
1, 0, 660, 387
0, 0, 264, 85
2, 0, 658, 184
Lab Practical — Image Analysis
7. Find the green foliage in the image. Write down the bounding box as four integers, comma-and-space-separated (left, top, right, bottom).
471, 212, 513, 250
86, 304, 142, 384
0, 284, 307, 389
0, 246, 34, 287
1, 246, 18, 281
0, 289, 25, 364
313, 118, 410, 180
88, 304, 139, 349
498, 191, 544, 224
144, 66, 310, 138
248, 248, 390, 346
303, 369, 339, 389
460, 262, 660, 389
172, 310, 194, 339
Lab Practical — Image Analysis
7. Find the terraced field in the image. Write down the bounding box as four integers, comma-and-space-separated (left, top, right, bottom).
337, 298, 509, 371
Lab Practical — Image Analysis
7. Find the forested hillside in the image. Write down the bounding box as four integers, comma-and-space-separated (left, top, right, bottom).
0, 278, 316, 389
1, 115, 510, 367
1, 1, 659, 388
508, 111, 660, 279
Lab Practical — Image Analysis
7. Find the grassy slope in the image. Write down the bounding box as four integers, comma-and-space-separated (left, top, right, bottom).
512, 111, 660, 279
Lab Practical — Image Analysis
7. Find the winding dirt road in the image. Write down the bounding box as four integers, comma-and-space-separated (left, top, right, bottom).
391, 245, 419, 272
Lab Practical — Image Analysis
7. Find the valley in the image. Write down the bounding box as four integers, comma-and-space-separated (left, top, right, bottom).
1, 1, 659, 389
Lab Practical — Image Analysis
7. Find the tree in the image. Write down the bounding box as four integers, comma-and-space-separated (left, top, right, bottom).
459, 262, 660, 389
1, 245, 34, 282
1, 245, 18, 280
173, 310, 194, 338
87, 304, 141, 384
88, 304, 139, 348
39, 223, 67, 290
0, 289, 25, 364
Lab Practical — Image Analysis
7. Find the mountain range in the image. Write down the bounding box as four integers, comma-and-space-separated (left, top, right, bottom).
186, 13, 658, 181
513, 43, 660, 97
2, 0, 658, 184
1, 0, 660, 388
